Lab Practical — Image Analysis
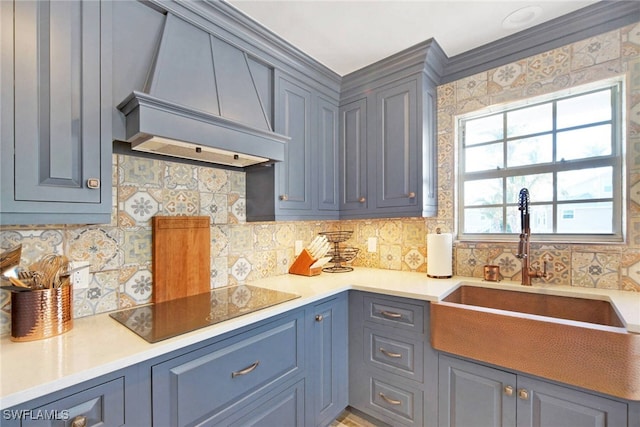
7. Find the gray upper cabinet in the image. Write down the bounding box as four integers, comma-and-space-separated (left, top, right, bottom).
375, 79, 419, 210
339, 98, 368, 212
275, 75, 313, 213
247, 73, 340, 221
339, 40, 443, 219
0, 0, 112, 225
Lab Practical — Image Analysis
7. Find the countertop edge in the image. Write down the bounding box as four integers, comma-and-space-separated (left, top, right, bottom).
1, 269, 638, 408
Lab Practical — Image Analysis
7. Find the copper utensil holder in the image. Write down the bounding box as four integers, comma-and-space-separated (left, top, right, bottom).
10, 280, 73, 342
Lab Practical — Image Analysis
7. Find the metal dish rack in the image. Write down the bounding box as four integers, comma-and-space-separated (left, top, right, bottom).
318, 231, 360, 273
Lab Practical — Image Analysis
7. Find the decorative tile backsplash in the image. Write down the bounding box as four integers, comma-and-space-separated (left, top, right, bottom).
1, 23, 639, 335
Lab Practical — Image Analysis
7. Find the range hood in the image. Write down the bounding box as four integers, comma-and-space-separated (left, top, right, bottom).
117, 12, 288, 168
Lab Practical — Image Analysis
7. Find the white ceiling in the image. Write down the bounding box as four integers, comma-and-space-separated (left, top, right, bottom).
227, 0, 599, 76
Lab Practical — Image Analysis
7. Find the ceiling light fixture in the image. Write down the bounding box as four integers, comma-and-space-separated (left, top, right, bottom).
502, 6, 543, 29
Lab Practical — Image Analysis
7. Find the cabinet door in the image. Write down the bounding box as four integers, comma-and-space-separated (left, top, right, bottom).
439, 355, 517, 427
374, 80, 418, 209
308, 295, 348, 427
516, 376, 627, 427
1, 0, 111, 224
316, 96, 340, 212
339, 98, 368, 212
275, 75, 312, 212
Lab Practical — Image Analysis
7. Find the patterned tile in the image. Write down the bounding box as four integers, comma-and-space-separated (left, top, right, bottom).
378, 220, 402, 244
66, 226, 122, 271
0, 229, 64, 267
571, 30, 621, 71
72, 270, 119, 318
489, 61, 527, 90
200, 192, 228, 224
123, 267, 153, 304
163, 189, 199, 216
254, 224, 276, 251
198, 168, 230, 193
527, 47, 571, 83
118, 155, 163, 188
118, 186, 162, 227
402, 247, 426, 272
228, 225, 253, 255
274, 224, 295, 250
121, 227, 151, 266
165, 163, 198, 190
572, 251, 621, 289
379, 244, 402, 270
211, 257, 229, 288
456, 72, 488, 102
211, 225, 230, 257
402, 220, 426, 247
230, 256, 252, 282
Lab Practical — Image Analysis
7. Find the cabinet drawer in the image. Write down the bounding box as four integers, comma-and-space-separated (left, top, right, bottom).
365, 327, 423, 382
367, 373, 423, 426
363, 294, 425, 334
152, 313, 303, 427
21, 377, 125, 427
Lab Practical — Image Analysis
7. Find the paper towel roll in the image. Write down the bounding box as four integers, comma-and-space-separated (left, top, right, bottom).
427, 232, 453, 278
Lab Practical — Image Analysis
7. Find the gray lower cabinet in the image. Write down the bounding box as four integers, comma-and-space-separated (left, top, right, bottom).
247, 73, 339, 221
306, 294, 348, 427
0, 0, 112, 225
2, 367, 143, 427
349, 291, 438, 427
151, 310, 305, 426
439, 354, 629, 427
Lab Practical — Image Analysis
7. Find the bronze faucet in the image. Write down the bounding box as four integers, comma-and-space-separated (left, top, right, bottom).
516, 188, 547, 285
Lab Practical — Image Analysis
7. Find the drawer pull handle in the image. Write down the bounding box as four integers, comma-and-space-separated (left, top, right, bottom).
232, 360, 260, 378
380, 310, 402, 319
71, 415, 88, 427
379, 347, 402, 358
379, 392, 402, 406
504, 385, 514, 397
315, 314, 324, 322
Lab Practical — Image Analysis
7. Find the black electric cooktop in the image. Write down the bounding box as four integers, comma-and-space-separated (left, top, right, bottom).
109, 285, 300, 343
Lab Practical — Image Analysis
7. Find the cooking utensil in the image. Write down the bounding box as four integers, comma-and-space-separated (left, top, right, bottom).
0, 245, 22, 272
8, 277, 31, 289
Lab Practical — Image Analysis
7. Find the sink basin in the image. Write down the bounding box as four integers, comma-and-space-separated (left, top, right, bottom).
431, 284, 640, 400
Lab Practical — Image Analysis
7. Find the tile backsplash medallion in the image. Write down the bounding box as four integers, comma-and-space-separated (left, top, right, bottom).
1, 23, 639, 335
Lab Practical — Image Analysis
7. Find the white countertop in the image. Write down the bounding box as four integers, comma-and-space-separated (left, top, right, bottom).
1, 268, 639, 409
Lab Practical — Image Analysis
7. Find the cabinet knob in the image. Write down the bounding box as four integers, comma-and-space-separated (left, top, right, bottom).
315, 314, 323, 322
358, 197, 366, 203
503, 385, 514, 397
408, 192, 416, 198
71, 415, 88, 427
279, 194, 288, 201
86, 178, 100, 189
518, 388, 529, 400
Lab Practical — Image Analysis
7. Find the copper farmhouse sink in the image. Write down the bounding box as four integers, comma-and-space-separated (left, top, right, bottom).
431, 284, 640, 401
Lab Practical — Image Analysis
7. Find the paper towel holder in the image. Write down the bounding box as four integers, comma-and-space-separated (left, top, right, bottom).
427, 228, 453, 279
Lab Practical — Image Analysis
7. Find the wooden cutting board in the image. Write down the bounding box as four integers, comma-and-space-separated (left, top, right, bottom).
152, 216, 211, 303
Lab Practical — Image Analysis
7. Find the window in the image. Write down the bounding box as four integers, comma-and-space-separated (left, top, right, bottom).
458, 80, 623, 242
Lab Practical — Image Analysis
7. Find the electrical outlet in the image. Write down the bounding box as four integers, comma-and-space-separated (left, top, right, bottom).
69, 261, 91, 289
294, 240, 304, 255
367, 237, 377, 252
